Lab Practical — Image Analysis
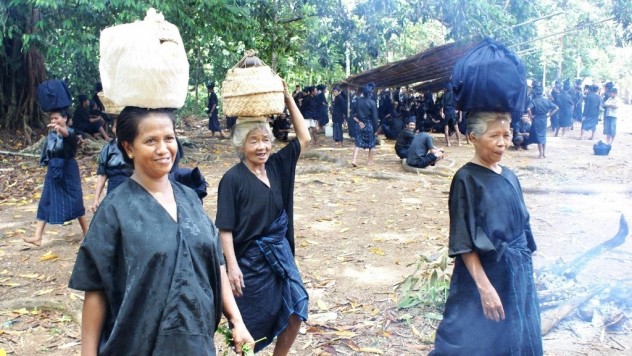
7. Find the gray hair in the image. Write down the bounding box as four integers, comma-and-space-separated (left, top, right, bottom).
467, 111, 511, 137
231, 121, 274, 160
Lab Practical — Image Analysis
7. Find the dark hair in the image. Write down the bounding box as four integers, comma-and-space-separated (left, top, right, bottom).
49, 108, 69, 118
117, 106, 177, 166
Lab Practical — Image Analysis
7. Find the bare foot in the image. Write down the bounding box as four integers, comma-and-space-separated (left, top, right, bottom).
351, 162, 358, 168
22, 236, 42, 246
367, 161, 374, 166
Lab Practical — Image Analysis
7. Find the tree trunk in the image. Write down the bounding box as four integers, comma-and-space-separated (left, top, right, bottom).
0, 5, 47, 143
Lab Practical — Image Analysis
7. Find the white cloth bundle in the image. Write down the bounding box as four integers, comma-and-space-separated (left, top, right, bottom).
99, 8, 189, 109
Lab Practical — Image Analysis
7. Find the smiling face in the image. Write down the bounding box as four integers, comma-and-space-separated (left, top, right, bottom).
471, 118, 511, 167
241, 127, 272, 167
122, 114, 177, 180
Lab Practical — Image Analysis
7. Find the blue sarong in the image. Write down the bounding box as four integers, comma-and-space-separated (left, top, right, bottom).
236, 211, 309, 352
37, 158, 85, 224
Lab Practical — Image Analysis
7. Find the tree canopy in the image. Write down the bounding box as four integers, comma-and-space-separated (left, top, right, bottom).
1, 0, 631, 137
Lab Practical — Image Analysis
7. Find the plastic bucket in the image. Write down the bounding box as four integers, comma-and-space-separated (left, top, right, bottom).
325, 125, 333, 137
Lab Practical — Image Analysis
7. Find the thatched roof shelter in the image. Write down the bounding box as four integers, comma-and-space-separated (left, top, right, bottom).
342, 38, 482, 92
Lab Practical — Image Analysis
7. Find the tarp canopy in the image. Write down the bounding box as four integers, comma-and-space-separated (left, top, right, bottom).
342, 38, 482, 93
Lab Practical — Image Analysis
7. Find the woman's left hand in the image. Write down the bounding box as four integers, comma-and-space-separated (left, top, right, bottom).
231, 321, 255, 355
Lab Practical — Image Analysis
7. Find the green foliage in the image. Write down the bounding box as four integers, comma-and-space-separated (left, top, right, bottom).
1, 0, 631, 133
397, 248, 452, 309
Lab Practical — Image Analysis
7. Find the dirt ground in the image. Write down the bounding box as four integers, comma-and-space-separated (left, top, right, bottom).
1, 110, 631, 355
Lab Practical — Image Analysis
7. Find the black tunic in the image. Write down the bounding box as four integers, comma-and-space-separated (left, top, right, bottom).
432, 163, 541, 356
69, 180, 224, 356
216, 139, 300, 258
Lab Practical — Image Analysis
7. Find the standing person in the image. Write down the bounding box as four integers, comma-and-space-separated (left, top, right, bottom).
207, 82, 225, 138
301, 86, 319, 144
350, 84, 378, 167
91, 118, 133, 212
315, 84, 329, 128
580, 85, 602, 140
69, 106, 254, 355
332, 86, 347, 146
23, 109, 88, 246
406, 132, 444, 168
555, 80, 575, 137
527, 85, 558, 158
432, 39, 542, 353
431, 112, 542, 355
550, 80, 562, 132
439, 82, 461, 146
572, 79, 584, 127
603, 88, 621, 145
216, 82, 310, 355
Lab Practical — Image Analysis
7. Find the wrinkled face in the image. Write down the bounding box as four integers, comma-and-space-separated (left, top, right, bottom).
242, 128, 272, 166
49, 112, 68, 128
472, 119, 511, 165
123, 114, 177, 179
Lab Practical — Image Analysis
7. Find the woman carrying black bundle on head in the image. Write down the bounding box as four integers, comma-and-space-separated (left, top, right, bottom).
23, 109, 89, 246
430, 39, 543, 356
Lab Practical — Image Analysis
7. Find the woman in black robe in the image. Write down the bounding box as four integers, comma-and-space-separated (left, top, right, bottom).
69, 107, 253, 355
350, 84, 378, 167
91, 118, 133, 212
23, 109, 89, 246
216, 83, 311, 354
207, 82, 225, 138
527, 86, 558, 159
431, 112, 542, 356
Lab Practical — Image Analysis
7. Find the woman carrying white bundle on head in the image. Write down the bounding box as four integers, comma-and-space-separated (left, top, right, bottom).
69, 9, 253, 355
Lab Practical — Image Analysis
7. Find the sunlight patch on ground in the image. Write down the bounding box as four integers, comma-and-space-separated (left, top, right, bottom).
342, 265, 405, 284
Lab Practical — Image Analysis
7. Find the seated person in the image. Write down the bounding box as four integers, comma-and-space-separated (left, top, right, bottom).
272, 114, 291, 141
406, 132, 444, 168
72, 95, 111, 141
513, 113, 531, 150
395, 117, 416, 159
382, 113, 404, 139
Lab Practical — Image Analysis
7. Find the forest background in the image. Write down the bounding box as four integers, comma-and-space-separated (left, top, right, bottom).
2, 0, 632, 139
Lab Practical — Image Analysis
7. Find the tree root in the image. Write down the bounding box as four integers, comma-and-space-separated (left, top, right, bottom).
401, 159, 456, 177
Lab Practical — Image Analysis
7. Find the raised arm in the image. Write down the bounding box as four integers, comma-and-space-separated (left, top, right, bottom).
283, 81, 311, 153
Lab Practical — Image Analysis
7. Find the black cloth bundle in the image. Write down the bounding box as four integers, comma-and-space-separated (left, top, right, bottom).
37, 80, 73, 112
451, 38, 527, 113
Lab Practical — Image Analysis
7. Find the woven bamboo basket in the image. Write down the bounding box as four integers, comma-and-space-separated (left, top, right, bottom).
222, 51, 285, 117
97, 91, 125, 115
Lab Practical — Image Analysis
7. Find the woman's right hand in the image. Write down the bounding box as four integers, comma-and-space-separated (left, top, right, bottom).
478, 285, 505, 321
91, 200, 99, 213
227, 262, 245, 297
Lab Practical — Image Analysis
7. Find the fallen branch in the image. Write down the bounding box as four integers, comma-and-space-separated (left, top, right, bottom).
0, 150, 40, 158
541, 286, 606, 335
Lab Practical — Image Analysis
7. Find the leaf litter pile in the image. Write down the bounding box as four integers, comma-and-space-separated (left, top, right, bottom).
1, 118, 632, 355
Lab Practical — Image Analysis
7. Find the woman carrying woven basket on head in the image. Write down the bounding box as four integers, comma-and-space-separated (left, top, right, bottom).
216, 81, 311, 355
